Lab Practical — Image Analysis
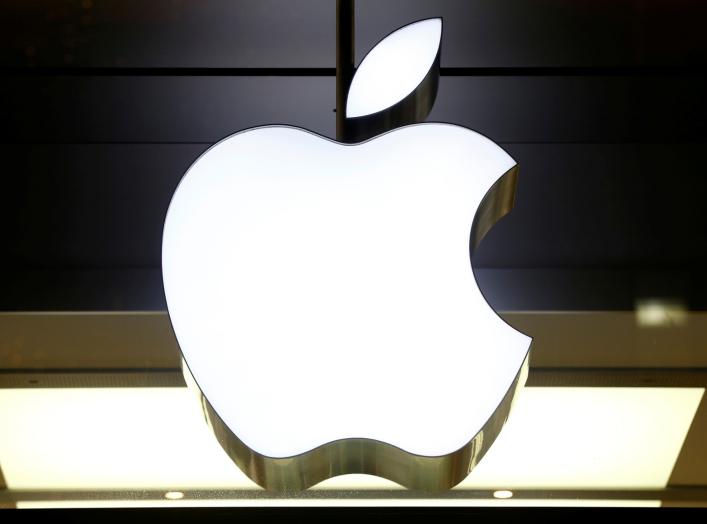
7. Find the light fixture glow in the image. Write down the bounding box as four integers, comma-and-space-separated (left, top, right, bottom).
458, 387, 704, 490
0, 387, 700, 492
346, 18, 442, 118
164, 491, 185, 500
636, 299, 688, 328
493, 490, 513, 499
0, 388, 250, 491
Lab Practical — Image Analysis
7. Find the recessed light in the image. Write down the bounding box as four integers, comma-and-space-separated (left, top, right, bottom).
493, 490, 513, 499
635, 299, 688, 327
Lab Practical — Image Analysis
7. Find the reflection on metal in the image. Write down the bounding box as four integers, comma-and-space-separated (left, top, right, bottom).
471, 165, 519, 250
0, 461, 6, 492
0, 426, 13, 507
184, 355, 529, 492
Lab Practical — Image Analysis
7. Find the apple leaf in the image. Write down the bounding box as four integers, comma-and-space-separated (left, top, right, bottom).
346, 18, 442, 119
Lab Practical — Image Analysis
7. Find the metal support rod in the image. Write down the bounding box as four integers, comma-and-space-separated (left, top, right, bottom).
336, 0, 355, 141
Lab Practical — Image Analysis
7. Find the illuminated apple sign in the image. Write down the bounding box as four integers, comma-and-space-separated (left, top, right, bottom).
162, 18, 531, 491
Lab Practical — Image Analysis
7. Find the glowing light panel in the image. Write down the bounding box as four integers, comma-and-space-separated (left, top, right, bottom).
0, 387, 700, 493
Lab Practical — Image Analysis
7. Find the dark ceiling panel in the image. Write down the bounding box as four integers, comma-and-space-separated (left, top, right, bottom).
0, 76, 336, 142
2, 143, 705, 271
478, 143, 707, 268
1, 1, 704, 69
356, 0, 707, 68
2, 1, 706, 314
430, 75, 707, 144
1, 144, 201, 268
0, 0, 334, 68
2, 75, 704, 143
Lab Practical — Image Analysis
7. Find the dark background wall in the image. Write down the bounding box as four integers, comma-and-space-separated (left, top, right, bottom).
1, 0, 706, 310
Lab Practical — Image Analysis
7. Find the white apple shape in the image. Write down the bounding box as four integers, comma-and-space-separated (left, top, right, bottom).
162, 18, 531, 491
346, 18, 443, 119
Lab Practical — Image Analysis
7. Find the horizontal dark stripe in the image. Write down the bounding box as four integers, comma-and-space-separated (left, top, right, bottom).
1, 66, 705, 77
0, 367, 181, 375
4, 487, 707, 500
3, 367, 706, 389
4, 366, 703, 375
527, 368, 707, 387
0, 67, 336, 77
444, 66, 707, 77
2, 139, 707, 146
3, 76, 705, 143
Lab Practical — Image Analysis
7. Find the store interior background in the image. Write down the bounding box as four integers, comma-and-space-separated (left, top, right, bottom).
1, 0, 706, 508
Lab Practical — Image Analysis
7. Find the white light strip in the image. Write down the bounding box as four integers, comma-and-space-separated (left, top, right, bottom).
457, 387, 703, 490
0, 388, 250, 490
0, 387, 701, 492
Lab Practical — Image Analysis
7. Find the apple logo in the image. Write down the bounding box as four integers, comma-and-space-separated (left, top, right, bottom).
162, 18, 531, 491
